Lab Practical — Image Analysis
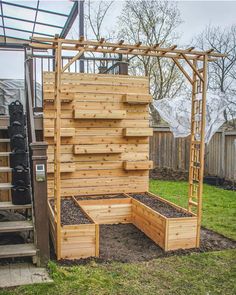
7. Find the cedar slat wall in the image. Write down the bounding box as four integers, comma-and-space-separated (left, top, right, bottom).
43, 72, 153, 197
150, 127, 236, 181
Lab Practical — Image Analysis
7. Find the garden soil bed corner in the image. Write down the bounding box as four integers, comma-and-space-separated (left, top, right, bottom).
128, 192, 198, 251
48, 197, 99, 260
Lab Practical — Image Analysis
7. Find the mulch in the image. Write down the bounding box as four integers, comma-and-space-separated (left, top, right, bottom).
50, 199, 92, 225
131, 193, 193, 218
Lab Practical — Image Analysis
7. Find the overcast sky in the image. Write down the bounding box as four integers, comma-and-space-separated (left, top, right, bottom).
0, 0, 236, 79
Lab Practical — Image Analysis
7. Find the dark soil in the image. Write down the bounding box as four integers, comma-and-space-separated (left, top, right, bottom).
58, 224, 236, 265
131, 193, 193, 218
76, 194, 128, 201
150, 167, 188, 181
50, 199, 92, 225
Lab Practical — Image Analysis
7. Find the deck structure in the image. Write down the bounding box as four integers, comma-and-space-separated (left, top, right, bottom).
30, 36, 225, 259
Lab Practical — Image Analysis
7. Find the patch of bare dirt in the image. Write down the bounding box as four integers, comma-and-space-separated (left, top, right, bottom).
150, 167, 188, 181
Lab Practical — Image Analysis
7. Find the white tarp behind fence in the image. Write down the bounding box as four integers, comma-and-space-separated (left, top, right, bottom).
153, 91, 236, 144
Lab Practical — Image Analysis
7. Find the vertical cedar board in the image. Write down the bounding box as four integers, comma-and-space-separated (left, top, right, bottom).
43, 72, 152, 197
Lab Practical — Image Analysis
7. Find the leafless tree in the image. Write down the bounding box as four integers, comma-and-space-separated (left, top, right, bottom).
193, 25, 236, 125
85, 0, 114, 41
117, 0, 185, 124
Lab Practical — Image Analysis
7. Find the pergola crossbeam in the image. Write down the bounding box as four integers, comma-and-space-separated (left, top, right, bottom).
30, 36, 226, 59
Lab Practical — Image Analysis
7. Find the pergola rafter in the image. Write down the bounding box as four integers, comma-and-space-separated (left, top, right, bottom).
30, 36, 225, 256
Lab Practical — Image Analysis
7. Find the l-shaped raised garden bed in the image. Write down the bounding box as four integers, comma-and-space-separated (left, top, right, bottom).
48, 192, 197, 259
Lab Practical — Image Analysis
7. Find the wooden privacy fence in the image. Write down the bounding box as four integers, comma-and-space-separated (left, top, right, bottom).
150, 126, 236, 181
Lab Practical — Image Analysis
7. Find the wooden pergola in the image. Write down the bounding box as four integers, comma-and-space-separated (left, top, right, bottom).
30, 36, 225, 257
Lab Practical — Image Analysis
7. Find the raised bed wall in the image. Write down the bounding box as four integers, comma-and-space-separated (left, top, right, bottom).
48, 199, 99, 259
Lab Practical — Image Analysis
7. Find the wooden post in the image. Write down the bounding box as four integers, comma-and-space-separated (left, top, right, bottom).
54, 41, 62, 259
196, 55, 208, 247
31, 142, 50, 266
119, 62, 128, 75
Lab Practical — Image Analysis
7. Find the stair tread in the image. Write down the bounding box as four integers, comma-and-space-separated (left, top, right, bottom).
0, 220, 33, 233
0, 243, 36, 258
0, 152, 11, 156
0, 139, 10, 143
0, 183, 12, 189
0, 201, 31, 210
0, 167, 12, 172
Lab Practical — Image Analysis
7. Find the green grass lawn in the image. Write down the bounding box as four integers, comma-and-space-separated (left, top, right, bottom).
0, 180, 235, 295
149, 180, 236, 240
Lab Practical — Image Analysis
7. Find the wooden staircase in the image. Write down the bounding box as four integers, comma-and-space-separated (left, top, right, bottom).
0, 120, 37, 262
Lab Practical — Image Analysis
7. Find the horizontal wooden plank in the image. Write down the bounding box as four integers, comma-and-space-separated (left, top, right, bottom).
48, 169, 148, 180
46, 135, 149, 145
45, 101, 148, 111
123, 128, 153, 137
44, 84, 148, 94
48, 144, 149, 154
44, 109, 149, 120
43, 118, 149, 128
47, 176, 148, 189
74, 110, 127, 120
44, 128, 75, 137
47, 152, 149, 164
48, 183, 148, 197
124, 161, 153, 170
47, 162, 76, 173
44, 71, 149, 83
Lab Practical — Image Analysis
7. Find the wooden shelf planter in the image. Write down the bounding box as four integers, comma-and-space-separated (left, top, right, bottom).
74, 110, 126, 120
74, 144, 123, 154
44, 128, 75, 138
123, 128, 153, 137
123, 94, 152, 104
123, 161, 153, 170
128, 192, 198, 251
48, 198, 99, 260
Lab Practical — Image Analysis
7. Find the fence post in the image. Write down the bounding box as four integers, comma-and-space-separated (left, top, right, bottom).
119, 62, 128, 75
220, 130, 225, 179
30, 142, 49, 266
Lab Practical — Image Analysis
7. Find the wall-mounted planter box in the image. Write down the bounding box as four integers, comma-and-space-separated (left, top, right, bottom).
124, 161, 153, 170
128, 192, 198, 251
123, 94, 152, 104
74, 110, 126, 120
74, 144, 123, 154
44, 128, 75, 138
47, 162, 76, 173
48, 198, 99, 260
123, 128, 153, 137
76, 197, 132, 224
